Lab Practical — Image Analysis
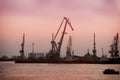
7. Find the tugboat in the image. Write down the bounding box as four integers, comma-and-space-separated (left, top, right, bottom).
103, 68, 119, 74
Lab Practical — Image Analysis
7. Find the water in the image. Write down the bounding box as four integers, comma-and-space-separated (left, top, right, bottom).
0, 62, 120, 80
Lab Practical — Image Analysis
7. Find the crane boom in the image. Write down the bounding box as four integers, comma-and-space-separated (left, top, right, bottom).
54, 18, 64, 40
54, 17, 74, 41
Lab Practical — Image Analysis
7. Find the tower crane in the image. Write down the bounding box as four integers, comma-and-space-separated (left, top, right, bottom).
46, 17, 74, 61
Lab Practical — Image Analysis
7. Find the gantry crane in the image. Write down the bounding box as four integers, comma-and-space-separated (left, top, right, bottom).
46, 17, 74, 61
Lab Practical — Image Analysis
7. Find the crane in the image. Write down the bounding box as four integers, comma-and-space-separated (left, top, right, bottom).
46, 17, 74, 61
20, 34, 25, 59
66, 36, 72, 57
92, 33, 97, 57
109, 33, 119, 58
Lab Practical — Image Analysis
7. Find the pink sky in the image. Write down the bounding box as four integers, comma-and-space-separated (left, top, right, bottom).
0, 0, 120, 57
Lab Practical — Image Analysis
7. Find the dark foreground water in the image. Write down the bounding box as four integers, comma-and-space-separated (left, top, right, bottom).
0, 62, 120, 80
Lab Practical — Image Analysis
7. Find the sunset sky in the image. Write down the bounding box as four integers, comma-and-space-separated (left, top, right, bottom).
0, 0, 120, 57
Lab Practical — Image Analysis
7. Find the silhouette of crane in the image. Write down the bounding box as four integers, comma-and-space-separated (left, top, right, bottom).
66, 36, 72, 57
46, 17, 74, 61
109, 33, 119, 58
20, 34, 25, 59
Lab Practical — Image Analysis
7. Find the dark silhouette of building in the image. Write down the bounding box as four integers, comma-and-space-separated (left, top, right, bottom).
109, 33, 119, 58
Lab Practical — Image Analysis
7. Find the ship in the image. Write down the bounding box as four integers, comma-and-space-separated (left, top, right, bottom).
103, 68, 119, 74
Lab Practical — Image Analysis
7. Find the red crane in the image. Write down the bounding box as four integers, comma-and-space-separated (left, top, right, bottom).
46, 17, 74, 60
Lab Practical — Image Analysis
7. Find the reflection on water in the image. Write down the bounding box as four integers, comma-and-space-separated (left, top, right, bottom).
0, 62, 120, 80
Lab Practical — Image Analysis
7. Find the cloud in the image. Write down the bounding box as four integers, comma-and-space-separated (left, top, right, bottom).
94, 0, 120, 16
0, 0, 120, 18
0, 0, 52, 16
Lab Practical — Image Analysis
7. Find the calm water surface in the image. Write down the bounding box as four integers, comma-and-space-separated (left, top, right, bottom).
0, 62, 120, 80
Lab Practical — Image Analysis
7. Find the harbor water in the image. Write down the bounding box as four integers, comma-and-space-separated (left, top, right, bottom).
0, 62, 120, 80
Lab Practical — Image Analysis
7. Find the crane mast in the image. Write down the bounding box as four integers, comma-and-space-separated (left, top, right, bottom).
20, 34, 25, 59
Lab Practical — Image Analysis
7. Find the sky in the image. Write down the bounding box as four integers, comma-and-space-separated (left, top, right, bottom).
0, 0, 120, 57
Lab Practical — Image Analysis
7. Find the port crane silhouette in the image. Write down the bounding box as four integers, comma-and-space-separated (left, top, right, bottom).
46, 17, 74, 61
109, 33, 119, 58
20, 34, 25, 59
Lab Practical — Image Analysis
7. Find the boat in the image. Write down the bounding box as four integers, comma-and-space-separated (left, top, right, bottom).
103, 68, 119, 74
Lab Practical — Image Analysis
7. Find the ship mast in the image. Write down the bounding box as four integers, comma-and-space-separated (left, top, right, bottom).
32, 43, 35, 53
92, 33, 97, 57
101, 48, 104, 57
20, 34, 25, 59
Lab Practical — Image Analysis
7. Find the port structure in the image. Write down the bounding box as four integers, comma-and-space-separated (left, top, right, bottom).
109, 33, 119, 58
32, 43, 35, 54
19, 34, 25, 59
66, 36, 72, 57
92, 33, 97, 58
46, 17, 74, 61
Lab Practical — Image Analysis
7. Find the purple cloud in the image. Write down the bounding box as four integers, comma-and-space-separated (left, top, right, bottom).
0, 0, 52, 15
95, 0, 120, 16
0, 0, 119, 17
